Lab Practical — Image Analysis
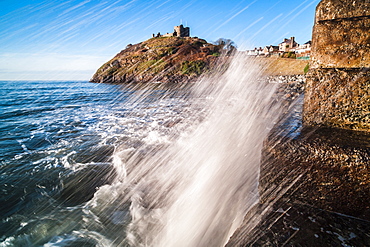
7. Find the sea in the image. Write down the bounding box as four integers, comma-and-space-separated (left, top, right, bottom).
0, 56, 280, 246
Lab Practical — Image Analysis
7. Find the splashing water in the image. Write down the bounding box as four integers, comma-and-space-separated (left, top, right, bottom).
88, 53, 280, 246
0, 53, 280, 246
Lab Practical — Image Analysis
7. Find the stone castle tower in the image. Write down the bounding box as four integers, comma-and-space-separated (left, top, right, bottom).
158, 24, 190, 38
174, 25, 190, 37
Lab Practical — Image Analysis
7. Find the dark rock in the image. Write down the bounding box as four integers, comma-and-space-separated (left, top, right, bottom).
226, 114, 370, 246
226, 202, 370, 246
260, 125, 370, 221
227, 66, 370, 245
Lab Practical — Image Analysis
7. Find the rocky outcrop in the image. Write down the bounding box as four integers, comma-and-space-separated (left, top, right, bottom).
227, 200, 370, 246
303, 0, 370, 132
310, 0, 370, 69
90, 37, 225, 84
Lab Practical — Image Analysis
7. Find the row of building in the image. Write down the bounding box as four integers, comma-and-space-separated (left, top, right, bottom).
246, 37, 311, 59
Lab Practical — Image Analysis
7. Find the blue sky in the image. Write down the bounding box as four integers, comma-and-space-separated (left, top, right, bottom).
0, 0, 320, 80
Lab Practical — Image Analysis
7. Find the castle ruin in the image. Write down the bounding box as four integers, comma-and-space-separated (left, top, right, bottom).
153, 25, 190, 38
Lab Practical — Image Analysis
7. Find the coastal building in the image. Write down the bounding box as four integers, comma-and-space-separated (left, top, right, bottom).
263, 45, 279, 56
246, 46, 278, 57
246, 36, 309, 59
247, 47, 264, 56
246, 49, 258, 56
295, 41, 311, 59
278, 37, 298, 52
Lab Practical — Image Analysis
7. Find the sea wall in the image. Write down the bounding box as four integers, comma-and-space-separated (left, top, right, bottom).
226, 127, 370, 246
303, 0, 370, 132
226, 1, 370, 245
267, 0, 370, 221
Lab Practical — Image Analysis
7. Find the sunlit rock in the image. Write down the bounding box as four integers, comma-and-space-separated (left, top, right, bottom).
303, 0, 370, 132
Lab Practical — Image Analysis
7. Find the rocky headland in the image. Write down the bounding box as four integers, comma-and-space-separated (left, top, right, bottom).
90, 34, 311, 84
90, 36, 227, 84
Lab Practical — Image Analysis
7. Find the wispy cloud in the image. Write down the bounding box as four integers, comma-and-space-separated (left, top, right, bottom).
58, 0, 92, 16
275, 0, 319, 33
249, 13, 283, 40
213, 0, 258, 32
234, 17, 264, 39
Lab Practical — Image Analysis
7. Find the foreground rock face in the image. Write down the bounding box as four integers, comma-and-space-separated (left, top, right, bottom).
226, 202, 370, 246
227, 1, 370, 245
303, 0, 370, 132
226, 99, 370, 246
310, 0, 370, 69
305, 68, 370, 131
260, 126, 370, 220
227, 73, 370, 245
90, 37, 223, 83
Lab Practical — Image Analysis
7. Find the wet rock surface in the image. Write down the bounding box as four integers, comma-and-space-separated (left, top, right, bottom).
226, 75, 370, 246
227, 202, 370, 246
260, 125, 370, 220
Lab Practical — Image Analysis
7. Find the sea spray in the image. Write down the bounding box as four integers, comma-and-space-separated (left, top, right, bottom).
0, 54, 281, 246
88, 53, 281, 246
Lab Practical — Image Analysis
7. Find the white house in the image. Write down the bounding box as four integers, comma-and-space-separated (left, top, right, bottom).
278, 37, 298, 52
295, 41, 311, 59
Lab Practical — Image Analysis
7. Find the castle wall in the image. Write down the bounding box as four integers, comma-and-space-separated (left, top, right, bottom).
157, 25, 190, 38
174, 25, 190, 37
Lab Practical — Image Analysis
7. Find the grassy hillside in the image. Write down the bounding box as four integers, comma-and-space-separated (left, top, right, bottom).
90, 37, 224, 83
259, 57, 309, 76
